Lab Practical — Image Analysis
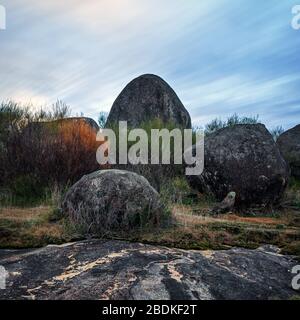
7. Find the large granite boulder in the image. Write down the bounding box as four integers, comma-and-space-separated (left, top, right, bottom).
62, 170, 164, 234
277, 124, 300, 179
26, 117, 99, 133
0, 241, 297, 300
105, 74, 191, 190
106, 74, 191, 128
188, 124, 289, 208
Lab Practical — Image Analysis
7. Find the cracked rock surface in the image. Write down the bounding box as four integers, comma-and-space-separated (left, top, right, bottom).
0, 240, 297, 300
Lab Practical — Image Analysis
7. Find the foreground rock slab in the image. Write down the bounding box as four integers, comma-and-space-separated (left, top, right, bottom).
0, 240, 297, 300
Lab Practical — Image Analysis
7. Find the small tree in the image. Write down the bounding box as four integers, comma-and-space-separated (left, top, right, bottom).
270, 126, 284, 141
98, 111, 108, 128
51, 100, 71, 120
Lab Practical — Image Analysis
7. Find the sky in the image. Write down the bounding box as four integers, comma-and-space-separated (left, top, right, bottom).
0, 0, 299, 130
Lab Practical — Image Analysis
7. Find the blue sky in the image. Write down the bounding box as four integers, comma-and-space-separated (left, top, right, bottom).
0, 0, 299, 129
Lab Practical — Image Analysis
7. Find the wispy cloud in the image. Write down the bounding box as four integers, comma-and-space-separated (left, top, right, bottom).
0, 0, 299, 129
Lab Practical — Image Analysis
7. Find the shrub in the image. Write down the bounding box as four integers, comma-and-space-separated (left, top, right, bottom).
270, 126, 284, 141
205, 113, 259, 135
9, 174, 45, 204
160, 177, 194, 205
0, 101, 101, 205
98, 111, 108, 128
105, 118, 188, 191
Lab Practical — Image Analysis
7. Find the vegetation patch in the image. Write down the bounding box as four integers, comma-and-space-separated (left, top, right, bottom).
1, 198, 299, 261
0, 206, 72, 248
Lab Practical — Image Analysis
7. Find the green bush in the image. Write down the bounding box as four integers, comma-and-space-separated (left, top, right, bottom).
160, 177, 195, 205
98, 111, 108, 128
8, 175, 46, 206
287, 178, 300, 209
205, 113, 259, 135
269, 125, 284, 141
106, 118, 190, 191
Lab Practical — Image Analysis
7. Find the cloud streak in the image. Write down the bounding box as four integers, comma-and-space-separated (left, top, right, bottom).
0, 0, 299, 129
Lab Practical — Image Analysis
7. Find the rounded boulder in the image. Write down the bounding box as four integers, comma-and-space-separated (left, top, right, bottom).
187, 124, 289, 207
62, 170, 164, 233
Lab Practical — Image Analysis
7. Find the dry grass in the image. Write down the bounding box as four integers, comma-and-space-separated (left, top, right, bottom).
0, 206, 69, 248
172, 203, 295, 227
0, 206, 51, 221
0, 202, 299, 259
134, 203, 300, 256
